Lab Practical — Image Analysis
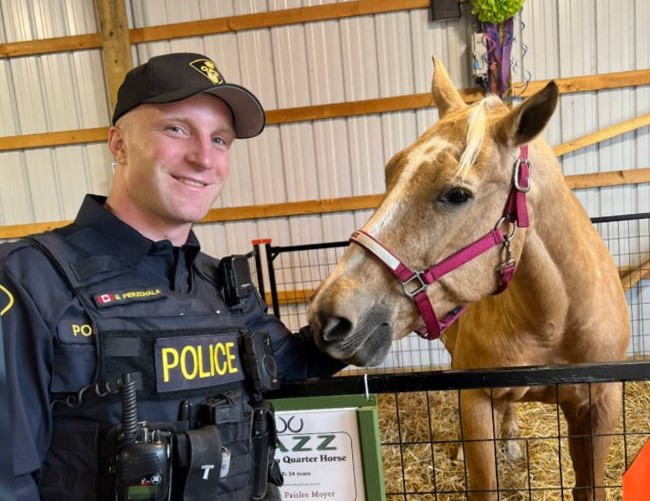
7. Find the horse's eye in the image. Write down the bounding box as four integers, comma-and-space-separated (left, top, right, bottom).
440, 187, 472, 205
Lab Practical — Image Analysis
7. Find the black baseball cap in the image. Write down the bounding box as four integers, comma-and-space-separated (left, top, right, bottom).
112, 52, 265, 138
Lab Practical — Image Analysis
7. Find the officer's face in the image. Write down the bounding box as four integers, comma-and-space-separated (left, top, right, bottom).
108, 94, 234, 243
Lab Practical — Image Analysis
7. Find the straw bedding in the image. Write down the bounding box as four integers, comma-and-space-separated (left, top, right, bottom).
378, 381, 650, 500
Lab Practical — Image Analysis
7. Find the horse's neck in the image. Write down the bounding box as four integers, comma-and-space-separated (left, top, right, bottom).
509, 173, 601, 323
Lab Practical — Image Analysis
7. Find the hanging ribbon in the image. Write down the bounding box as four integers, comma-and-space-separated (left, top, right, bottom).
483, 17, 514, 98
470, 0, 525, 98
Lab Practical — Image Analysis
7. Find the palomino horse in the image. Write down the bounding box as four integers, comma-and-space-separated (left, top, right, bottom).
308, 58, 630, 500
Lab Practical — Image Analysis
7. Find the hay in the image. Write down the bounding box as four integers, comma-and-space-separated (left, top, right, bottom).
378, 381, 650, 500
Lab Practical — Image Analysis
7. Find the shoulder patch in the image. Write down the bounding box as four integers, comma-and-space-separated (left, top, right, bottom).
0, 283, 15, 316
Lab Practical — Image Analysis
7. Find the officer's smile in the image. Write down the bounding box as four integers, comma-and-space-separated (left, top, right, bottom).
173, 175, 211, 188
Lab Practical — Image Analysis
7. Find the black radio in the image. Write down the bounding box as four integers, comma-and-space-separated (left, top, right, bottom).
113, 428, 172, 501
218, 255, 253, 309
110, 373, 172, 501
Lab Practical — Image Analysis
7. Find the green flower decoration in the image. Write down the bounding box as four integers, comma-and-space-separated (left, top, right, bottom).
470, 0, 525, 24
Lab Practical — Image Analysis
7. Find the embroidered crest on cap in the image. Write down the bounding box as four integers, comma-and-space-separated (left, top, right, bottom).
189, 58, 223, 85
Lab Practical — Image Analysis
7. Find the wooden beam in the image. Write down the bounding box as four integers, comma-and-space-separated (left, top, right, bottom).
95, 0, 133, 111
512, 69, 650, 97
0, 1, 430, 58
2, 70, 649, 152
0, 128, 108, 151
264, 289, 316, 306
199, 168, 650, 223
564, 168, 650, 190
131, 0, 430, 43
0, 221, 69, 239
620, 255, 650, 291
203, 195, 382, 223
2, 168, 649, 240
554, 113, 650, 157
0, 34, 102, 58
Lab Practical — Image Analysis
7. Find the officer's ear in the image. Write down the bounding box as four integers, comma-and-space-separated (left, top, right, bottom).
108, 124, 127, 165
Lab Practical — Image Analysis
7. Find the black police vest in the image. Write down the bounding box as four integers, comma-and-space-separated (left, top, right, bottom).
28, 225, 257, 501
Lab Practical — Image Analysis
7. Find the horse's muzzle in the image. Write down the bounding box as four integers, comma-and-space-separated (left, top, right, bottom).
310, 305, 393, 366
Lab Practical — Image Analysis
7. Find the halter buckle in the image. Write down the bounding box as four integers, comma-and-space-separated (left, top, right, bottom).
401, 272, 428, 299
514, 157, 532, 192
498, 259, 516, 274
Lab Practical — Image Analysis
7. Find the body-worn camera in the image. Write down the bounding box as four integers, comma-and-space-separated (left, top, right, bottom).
240, 330, 280, 394
219, 256, 280, 393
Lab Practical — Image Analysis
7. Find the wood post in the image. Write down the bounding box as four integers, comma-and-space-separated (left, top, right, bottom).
94, 0, 132, 113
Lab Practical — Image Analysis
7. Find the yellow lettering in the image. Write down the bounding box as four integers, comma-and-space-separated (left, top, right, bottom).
214, 343, 227, 376
161, 348, 179, 382
180, 346, 198, 380
160, 341, 239, 385
225, 342, 238, 374
196, 345, 210, 378
71, 324, 93, 337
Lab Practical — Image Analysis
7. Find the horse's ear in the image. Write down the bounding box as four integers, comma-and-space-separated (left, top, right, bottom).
431, 56, 467, 118
495, 81, 559, 147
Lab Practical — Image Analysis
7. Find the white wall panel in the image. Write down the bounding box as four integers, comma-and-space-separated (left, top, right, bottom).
0, 60, 18, 136
10, 57, 49, 133
0, 0, 97, 41
54, 146, 96, 219
1, 0, 39, 42
0, 152, 31, 225
85, 144, 114, 196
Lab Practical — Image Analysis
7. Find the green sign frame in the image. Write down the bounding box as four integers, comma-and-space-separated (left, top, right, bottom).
272, 394, 385, 501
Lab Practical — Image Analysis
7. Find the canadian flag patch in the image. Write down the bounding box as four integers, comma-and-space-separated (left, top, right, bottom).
96, 293, 115, 305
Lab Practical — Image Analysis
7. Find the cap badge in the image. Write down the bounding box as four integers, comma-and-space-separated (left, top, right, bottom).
189, 58, 223, 85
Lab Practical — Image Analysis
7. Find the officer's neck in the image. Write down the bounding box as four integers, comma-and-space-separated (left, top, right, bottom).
104, 199, 192, 247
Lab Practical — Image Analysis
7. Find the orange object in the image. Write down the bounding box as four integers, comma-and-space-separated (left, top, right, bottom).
624, 438, 650, 500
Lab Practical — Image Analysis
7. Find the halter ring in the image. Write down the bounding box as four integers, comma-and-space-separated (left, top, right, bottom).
495, 216, 517, 240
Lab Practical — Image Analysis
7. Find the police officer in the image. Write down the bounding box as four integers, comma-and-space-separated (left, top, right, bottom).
0, 52, 345, 501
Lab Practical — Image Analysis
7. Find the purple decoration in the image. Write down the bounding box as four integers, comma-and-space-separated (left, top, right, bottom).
483, 17, 514, 98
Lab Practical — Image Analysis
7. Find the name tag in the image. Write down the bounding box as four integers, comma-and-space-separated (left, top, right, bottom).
154, 333, 245, 393
94, 287, 166, 308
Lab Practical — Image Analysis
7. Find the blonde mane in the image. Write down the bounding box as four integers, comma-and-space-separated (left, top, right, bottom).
456, 95, 501, 179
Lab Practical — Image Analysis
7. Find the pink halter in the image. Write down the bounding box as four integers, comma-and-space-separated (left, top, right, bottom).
350, 146, 531, 340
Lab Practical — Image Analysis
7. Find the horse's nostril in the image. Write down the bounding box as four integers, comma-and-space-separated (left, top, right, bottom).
321, 316, 352, 342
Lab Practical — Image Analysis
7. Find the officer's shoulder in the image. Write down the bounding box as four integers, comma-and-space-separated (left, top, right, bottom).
195, 251, 220, 270
0, 224, 79, 265
0, 238, 41, 260
0, 237, 59, 277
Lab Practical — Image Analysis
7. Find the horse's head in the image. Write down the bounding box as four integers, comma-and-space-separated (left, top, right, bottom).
308, 57, 560, 366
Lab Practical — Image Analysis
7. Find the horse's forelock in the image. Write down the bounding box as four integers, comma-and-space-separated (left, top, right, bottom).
455, 97, 494, 180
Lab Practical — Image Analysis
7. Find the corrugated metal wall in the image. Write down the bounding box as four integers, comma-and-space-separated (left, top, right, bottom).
0, 0, 648, 260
